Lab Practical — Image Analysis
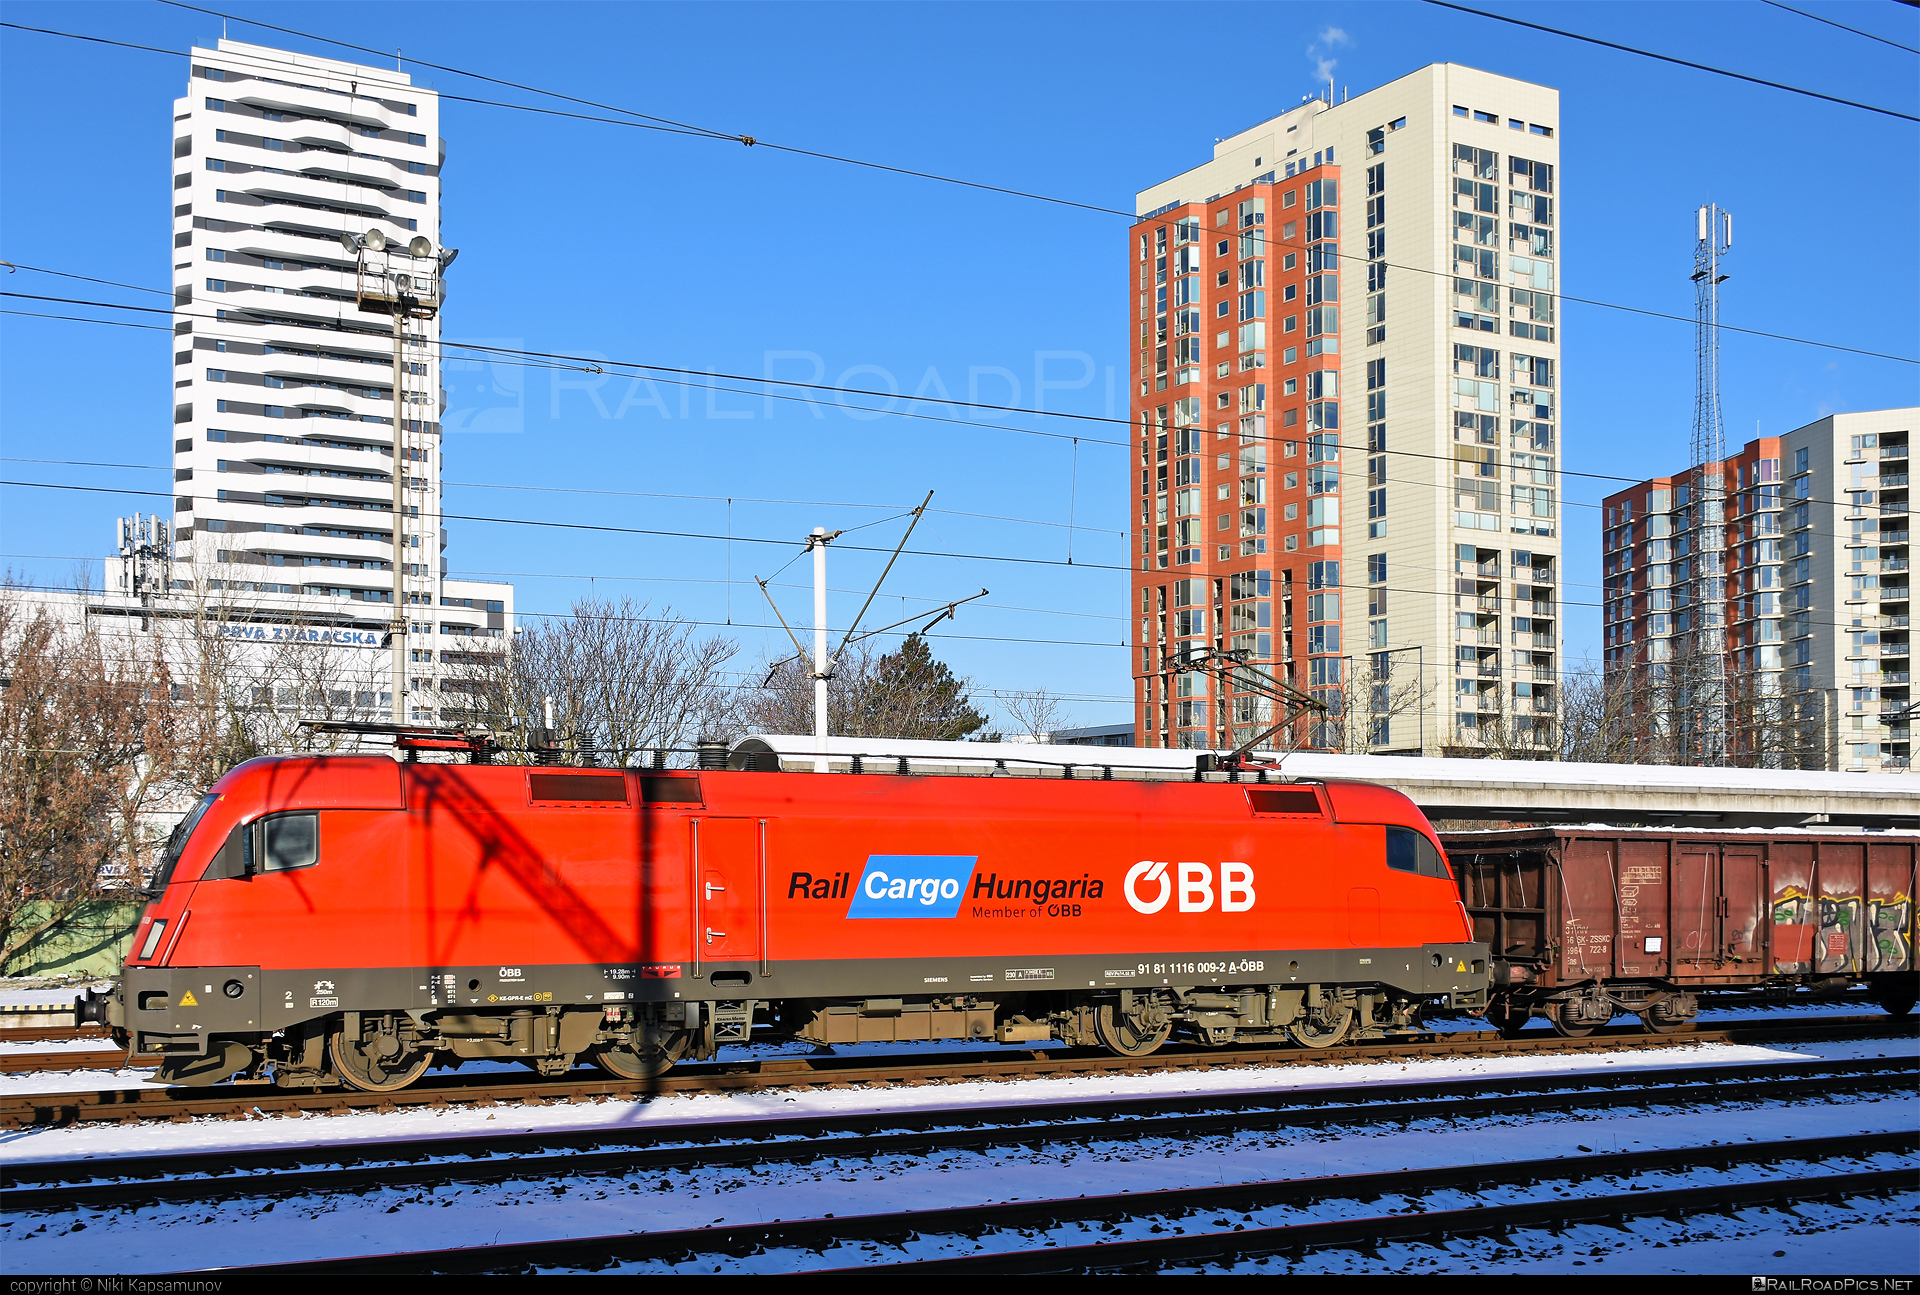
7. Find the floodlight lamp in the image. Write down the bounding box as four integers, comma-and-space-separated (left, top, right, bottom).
339, 232, 359, 254
364, 228, 387, 252
438, 247, 459, 269
408, 235, 432, 258
394, 273, 413, 293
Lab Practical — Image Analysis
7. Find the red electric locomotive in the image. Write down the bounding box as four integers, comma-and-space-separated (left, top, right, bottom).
89, 752, 1487, 1090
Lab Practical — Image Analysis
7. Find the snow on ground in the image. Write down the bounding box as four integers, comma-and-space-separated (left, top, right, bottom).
1173, 1204, 1920, 1276
1, 1033, 1911, 1170
0, 998, 1899, 1102
0, 983, 109, 1008
0, 1039, 129, 1055
2, 1074, 1912, 1273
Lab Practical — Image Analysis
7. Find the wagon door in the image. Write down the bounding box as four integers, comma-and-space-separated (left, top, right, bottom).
1722, 850, 1765, 966
691, 818, 763, 976
1673, 846, 1719, 971
1865, 843, 1914, 974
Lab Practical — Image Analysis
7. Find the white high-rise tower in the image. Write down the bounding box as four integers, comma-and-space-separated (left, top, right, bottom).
167, 40, 510, 721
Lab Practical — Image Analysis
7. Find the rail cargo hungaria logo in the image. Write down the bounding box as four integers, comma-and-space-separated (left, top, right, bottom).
843, 855, 977, 919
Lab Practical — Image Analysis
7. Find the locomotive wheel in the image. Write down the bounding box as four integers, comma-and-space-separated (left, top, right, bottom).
1286, 1004, 1354, 1049
328, 1024, 432, 1092
1093, 1004, 1171, 1057
592, 1032, 690, 1080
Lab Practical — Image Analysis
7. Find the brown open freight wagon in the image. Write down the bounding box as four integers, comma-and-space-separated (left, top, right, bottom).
1439, 827, 1918, 1036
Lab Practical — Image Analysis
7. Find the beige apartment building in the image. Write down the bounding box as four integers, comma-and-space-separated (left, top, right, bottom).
1129, 63, 1563, 756
1605, 408, 1919, 772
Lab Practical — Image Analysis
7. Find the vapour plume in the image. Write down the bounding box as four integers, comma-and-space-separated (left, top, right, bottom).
1308, 25, 1350, 83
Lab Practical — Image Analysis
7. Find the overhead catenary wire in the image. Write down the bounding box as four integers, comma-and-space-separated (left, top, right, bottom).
0, 553, 1132, 623
9, 289, 1912, 505
1419, 0, 1919, 123
1, 366, 1902, 539
3, 554, 1895, 647
3, 10, 1916, 364
146, 0, 1127, 216
1759, 0, 1920, 54
16, 454, 1896, 601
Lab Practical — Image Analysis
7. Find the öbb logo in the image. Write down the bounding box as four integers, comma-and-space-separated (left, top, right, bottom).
1124, 860, 1255, 914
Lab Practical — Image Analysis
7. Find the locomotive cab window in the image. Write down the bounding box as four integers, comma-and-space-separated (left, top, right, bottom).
1386, 826, 1450, 878
205, 811, 319, 879
258, 813, 318, 872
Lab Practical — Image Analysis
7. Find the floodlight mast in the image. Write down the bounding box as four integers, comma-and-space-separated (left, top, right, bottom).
350, 229, 450, 720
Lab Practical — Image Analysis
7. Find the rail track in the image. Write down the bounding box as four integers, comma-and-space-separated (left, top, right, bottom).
169, 1128, 1919, 1274
0, 1013, 1909, 1131
3, 1054, 1911, 1218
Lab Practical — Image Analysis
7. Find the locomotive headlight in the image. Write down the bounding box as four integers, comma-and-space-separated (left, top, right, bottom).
137, 919, 166, 960
223, 980, 246, 999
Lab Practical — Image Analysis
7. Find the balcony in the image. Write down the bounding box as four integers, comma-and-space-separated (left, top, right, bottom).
1884, 556, 1911, 572
1882, 473, 1910, 488
1884, 670, 1913, 684
1884, 444, 1912, 460
1884, 642, 1913, 657
1884, 530, 1912, 546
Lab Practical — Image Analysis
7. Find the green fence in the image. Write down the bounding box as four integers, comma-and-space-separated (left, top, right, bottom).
3, 899, 145, 978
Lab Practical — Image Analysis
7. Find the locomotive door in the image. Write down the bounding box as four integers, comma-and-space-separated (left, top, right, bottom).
691, 818, 763, 974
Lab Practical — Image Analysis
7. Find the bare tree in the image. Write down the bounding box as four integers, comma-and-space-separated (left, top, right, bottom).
1000, 688, 1069, 742
0, 585, 170, 967
479, 598, 739, 764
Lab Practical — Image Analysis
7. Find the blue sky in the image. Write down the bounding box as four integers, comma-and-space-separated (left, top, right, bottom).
3, 0, 1916, 731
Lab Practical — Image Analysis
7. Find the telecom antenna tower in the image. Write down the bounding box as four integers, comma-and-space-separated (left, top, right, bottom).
1685, 203, 1733, 765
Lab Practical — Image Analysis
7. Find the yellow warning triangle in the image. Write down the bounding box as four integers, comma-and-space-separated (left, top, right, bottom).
1455, 961, 1467, 972
178, 990, 198, 1006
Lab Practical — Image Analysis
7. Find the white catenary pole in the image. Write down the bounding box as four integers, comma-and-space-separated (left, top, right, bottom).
812, 527, 830, 773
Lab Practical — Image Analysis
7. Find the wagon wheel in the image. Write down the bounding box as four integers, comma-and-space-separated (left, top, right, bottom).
1639, 994, 1689, 1034
1545, 1001, 1606, 1039
1286, 1003, 1354, 1049
329, 1022, 433, 1092
1876, 990, 1916, 1019
1486, 997, 1531, 1039
592, 1031, 690, 1080
1093, 1004, 1171, 1057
